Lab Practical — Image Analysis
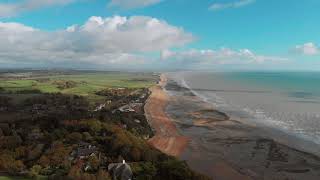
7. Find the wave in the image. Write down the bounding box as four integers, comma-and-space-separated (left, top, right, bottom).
170, 72, 320, 146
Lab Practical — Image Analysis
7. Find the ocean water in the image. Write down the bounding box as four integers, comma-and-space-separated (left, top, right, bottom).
177, 71, 320, 147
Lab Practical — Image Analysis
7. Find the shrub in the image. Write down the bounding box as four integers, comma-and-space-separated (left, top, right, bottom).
0, 153, 25, 175
28, 165, 42, 178
66, 132, 83, 143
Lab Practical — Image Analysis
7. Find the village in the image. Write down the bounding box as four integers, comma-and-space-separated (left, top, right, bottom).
0, 71, 208, 180
0, 87, 156, 179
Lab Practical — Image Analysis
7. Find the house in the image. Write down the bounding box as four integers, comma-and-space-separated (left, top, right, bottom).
79, 141, 92, 148
75, 148, 97, 159
84, 164, 92, 172
94, 103, 106, 112
118, 105, 135, 113
140, 94, 146, 99
117, 103, 143, 113
70, 142, 97, 160
27, 128, 43, 141
129, 103, 143, 113
134, 119, 141, 124
108, 160, 132, 180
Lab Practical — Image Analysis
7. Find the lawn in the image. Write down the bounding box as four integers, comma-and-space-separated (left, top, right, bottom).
0, 71, 158, 103
0, 176, 47, 180
0, 177, 30, 180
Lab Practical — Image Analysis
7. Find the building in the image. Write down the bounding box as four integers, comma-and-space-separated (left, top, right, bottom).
118, 105, 135, 113
94, 103, 106, 112
70, 142, 97, 160
108, 160, 132, 180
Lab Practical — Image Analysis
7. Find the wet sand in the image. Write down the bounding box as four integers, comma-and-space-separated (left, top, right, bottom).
145, 74, 320, 179
164, 75, 320, 180
144, 75, 189, 157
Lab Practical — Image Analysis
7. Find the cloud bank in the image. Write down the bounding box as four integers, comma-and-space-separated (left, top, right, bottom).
0, 15, 194, 68
294, 42, 319, 56
0, 0, 76, 18
209, 0, 255, 11
161, 48, 288, 69
0, 15, 288, 69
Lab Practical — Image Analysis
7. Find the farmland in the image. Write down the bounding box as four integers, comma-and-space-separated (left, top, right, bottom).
0, 71, 158, 104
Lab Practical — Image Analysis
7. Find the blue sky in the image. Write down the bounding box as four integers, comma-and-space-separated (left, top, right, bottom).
0, 0, 319, 70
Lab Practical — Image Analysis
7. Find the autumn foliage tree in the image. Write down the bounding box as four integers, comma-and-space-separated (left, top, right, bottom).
0, 153, 25, 175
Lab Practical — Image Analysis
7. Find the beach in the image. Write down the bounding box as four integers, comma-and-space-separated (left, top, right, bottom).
144, 74, 189, 157
145, 73, 320, 180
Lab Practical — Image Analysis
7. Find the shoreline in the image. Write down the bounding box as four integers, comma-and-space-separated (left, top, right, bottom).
144, 74, 189, 157
145, 74, 253, 179
146, 73, 320, 180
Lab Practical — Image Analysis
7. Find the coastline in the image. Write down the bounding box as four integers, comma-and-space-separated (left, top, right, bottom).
146, 73, 320, 180
144, 74, 189, 157
145, 74, 252, 179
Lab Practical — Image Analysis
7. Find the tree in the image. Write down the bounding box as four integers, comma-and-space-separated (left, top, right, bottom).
97, 169, 112, 180
88, 155, 100, 170
68, 165, 82, 179
14, 146, 27, 159
132, 162, 157, 180
0, 153, 25, 175
38, 141, 72, 169
28, 165, 42, 178
130, 147, 141, 161
158, 159, 193, 180
66, 132, 83, 143
83, 132, 93, 142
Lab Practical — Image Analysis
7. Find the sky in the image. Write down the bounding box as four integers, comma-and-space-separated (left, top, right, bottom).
0, 0, 319, 71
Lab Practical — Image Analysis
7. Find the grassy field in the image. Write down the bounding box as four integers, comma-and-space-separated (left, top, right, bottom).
0, 177, 30, 180
0, 176, 47, 180
0, 71, 159, 103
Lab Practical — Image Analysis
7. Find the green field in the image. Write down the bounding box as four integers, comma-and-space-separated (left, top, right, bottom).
0, 177, 30, 180
0, 71, 158, 103
0, 176, 47, 180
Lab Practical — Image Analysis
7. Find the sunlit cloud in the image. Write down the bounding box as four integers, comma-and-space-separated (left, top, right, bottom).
161, 48, 288, 69
0, 0, 77, 18
293, 42, 319, 56
108, 0, 163, 9
0, 16, 194, 68
209, 0, 255, 11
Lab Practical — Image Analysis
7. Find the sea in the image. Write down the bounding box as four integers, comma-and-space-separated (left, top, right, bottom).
172, 71, 320, 154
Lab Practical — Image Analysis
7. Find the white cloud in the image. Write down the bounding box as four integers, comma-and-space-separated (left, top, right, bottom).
0, 0, 164, 17
209, 0, 255, 11
294, 42, 319, 56
108, 0, 162, 9
161, 48, 288, 68
0, 0, 76, 17
0, 16, 194, 68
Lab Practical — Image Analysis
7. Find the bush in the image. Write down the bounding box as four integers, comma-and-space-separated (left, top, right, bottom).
16, 89, 42, 94
88, 155, 100, 170
0, 153, 25, 175
157, 159, 192, 180
66, 132, 83, 143
28, 165, 42, 178
132, 162, 157, 180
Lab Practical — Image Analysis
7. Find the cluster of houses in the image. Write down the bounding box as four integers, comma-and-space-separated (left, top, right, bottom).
94, 87, 149, 114
115, 103, 143, 113
69, 141, 133, 179
70, 142, 98, 160
69, 142, 100, 172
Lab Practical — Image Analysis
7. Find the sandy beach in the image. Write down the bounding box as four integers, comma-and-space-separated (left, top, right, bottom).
145, 73, 320, 180
144, 74, 189, 157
